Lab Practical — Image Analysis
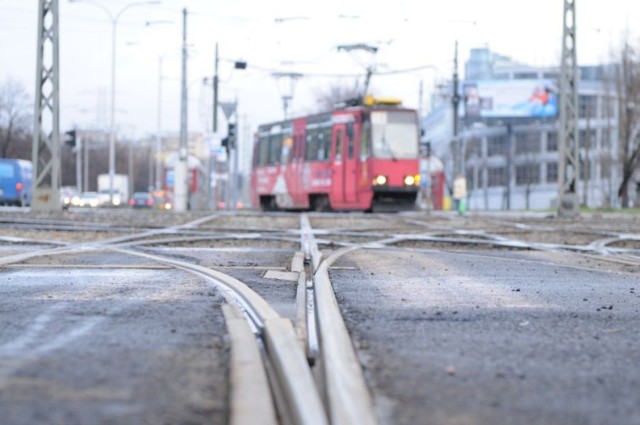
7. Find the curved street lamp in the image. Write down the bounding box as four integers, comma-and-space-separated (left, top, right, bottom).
69, 0, 161, 204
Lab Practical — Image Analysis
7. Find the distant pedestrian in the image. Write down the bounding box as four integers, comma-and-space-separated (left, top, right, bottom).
452, 174, 467, 215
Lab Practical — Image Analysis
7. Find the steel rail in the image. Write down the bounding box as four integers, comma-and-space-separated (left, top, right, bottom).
294, 216, 639, 425
0, 235, 68, 246
7, 210, 640, 425
0, 213, 330, 424
300, 214, 377, 425
110, 246, 328, 425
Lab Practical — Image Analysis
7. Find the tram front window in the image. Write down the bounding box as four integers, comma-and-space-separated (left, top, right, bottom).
371, 111, 419, 160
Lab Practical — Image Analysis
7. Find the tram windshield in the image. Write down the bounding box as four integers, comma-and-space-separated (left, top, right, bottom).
370, 110, 419, 160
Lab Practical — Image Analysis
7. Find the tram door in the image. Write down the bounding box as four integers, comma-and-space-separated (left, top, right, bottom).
344, 123, 357, 203
289, 119, 306, 206
331, 123, 358, 205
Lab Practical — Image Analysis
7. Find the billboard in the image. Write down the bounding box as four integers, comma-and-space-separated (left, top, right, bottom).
463, 80, 558, 118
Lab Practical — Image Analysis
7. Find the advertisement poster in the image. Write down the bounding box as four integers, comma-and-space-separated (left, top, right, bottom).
463, 80, 558, 118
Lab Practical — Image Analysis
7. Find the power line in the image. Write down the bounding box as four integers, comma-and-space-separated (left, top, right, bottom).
238, 63, 440, 79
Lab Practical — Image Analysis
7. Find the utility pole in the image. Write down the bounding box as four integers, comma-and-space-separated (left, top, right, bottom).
174, 7, 189, 212
208, 50, 247, 210
418, 80, 424, 119
232, 100, 239, 211
558, 0, 579, 217
84, 134, 90, 192
32, 0, 62, 211
506, 124, 514, 210
76, 133, 82, 194
155, 55, 164, 191
128, 137, 134, 197
206, 43, 219, 210
213, 43, 219, 132
583, 103, 592, 207
452, 41, 462, 176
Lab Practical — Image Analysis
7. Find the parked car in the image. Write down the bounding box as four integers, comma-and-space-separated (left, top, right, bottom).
60, 186, 79, 209
0, 158, 32, 207
98, 189, 123, 207
129, 192, 154, 209
77, 191, 100, 208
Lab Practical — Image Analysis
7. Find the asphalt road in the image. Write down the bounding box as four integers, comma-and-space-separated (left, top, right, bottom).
331, 247, 640, 425
0, 213, 299, 425
0, 258, 229, 425
1, 209, 639, 425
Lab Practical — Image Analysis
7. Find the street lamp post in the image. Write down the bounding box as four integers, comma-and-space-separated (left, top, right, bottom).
145, 21, 174, 192
156, 54, 165, 191
271, 71, 303, 119
69, 0, 161, 205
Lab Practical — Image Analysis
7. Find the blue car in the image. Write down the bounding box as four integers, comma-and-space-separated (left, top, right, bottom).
0, 158, 32, 207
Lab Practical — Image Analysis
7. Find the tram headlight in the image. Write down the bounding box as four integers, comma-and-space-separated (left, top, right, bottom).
404, 174, 420, 186
372, 175, 388, 186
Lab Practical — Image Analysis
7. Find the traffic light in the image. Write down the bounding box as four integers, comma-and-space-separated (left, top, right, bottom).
227, 122, 236, 149
221, 122, 236, 154
64, 129, 76, 147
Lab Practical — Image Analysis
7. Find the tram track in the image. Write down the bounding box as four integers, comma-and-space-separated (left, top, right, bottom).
300, 215, 377, 425
0, 211, 379, 424
2, 209, 640, 424
110, 245, 328, 425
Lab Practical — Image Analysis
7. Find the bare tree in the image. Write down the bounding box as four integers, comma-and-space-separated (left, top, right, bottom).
615, 41, 640, 207
311, 81, 362, 113
0, 79, 32, 158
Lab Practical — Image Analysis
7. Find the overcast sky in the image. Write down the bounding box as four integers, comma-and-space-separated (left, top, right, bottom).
1, 0, 638, 138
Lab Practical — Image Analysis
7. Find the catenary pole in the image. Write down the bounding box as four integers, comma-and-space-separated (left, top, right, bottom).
174, 7, 189, 212
558, 0, 580, 216
32, 0, 62, 211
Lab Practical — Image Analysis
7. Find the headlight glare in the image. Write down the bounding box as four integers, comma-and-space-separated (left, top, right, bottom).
404, 175, 416, 186
373, 175, 388, 186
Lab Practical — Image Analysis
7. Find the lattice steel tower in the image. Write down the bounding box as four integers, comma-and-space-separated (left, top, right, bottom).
558, 0, 579, 217
32, 0, 62, 211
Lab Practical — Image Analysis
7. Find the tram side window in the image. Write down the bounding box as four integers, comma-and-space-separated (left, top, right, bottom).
335, 130, 343, 162
305, 128, 318, 161
281, 137, 293, 163
258, 135, 270, 166
268, 133, 283, 165
316, 131, 326, 160
319, 127, 331, 161
360, 121, 370, 160
347, 123, 355, 159
289, 134, 302, 163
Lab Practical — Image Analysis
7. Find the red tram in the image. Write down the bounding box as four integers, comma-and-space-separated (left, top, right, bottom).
250, 96, 421, 212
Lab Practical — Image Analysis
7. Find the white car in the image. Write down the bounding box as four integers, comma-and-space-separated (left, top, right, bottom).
60, 187, 79, 209
78, 191, 100, 208
98, 189, 123, 207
